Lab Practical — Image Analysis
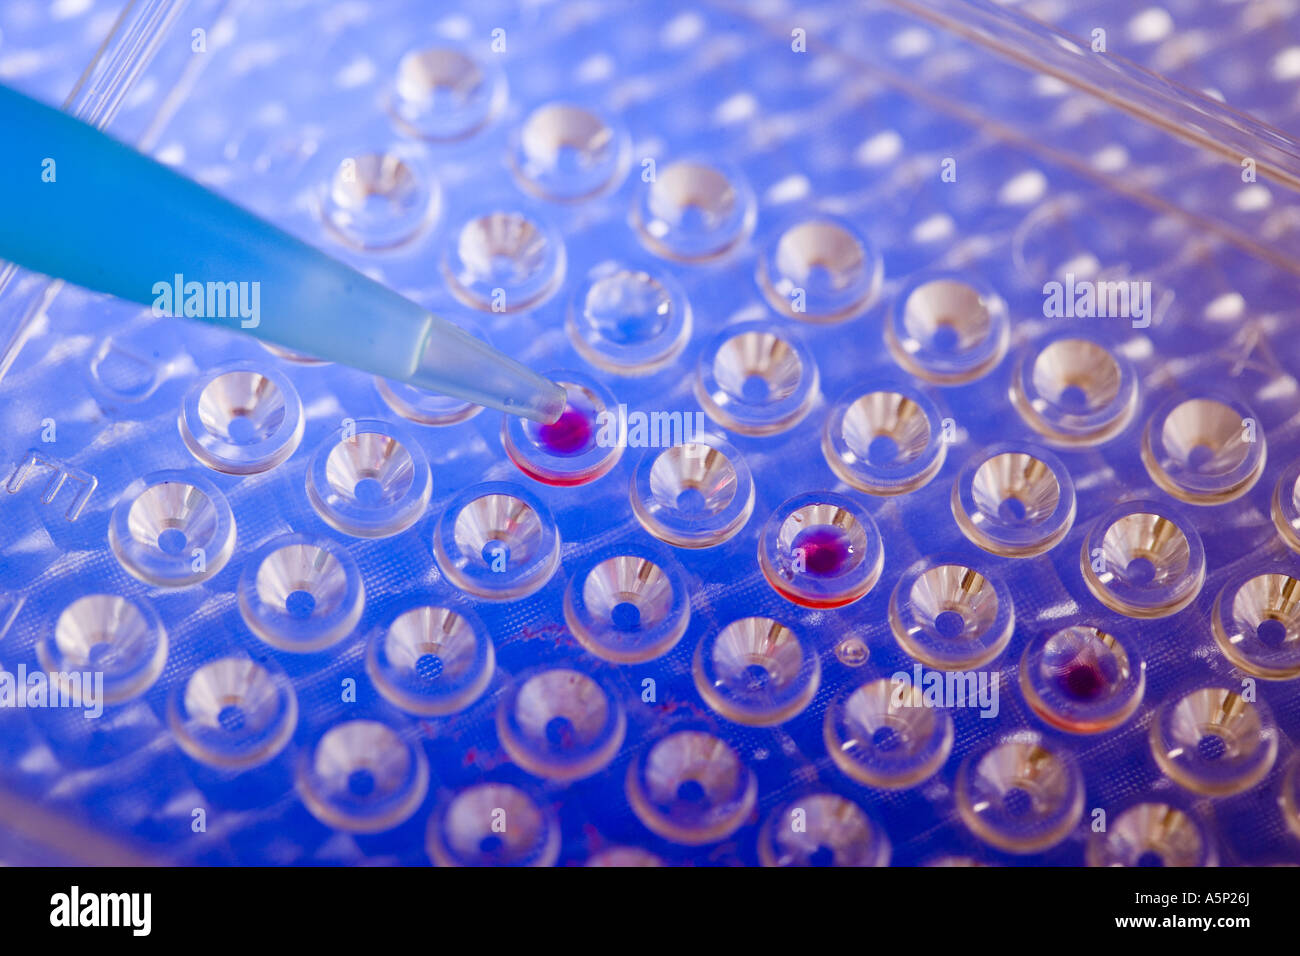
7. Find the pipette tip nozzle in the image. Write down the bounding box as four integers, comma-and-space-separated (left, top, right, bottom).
409, 316, 567, 423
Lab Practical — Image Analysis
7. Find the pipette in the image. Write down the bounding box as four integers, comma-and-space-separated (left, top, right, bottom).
0, 83, 566, 423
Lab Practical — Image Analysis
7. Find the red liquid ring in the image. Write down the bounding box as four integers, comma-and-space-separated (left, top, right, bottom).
1020, 630, 1140, 735
762, 525, 869, 609
507, 387, 620, 487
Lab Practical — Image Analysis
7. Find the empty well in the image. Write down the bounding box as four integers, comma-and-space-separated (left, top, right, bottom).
632, 438, 754, 548
635, 159, 755, 261
1213, 570, 1300, 679
367, 606, 494, 716
567, 264, 691, 374
626, 730, 756, 845
887, 275, 1008, 384
824, 677, 954, 789
693, 617, 820, 726
169, 657, 297, 769
443, 210, 565, 312
434, 484, 560, 600
890, 562, 1014, 670
953, 445, 1075, 557
297, 720, 428, 833
758, 217, 881, 322
428, 783, 558, 867
1087, 803, 1215, 867
110, 471, 235, 587
512, 102, 629, 201
42, 594, 168, 704
388, 45, 505, 141
238, 536, 365, 651
758, 794, 890, 867
321, 150, 438, 250
1082, 501, 1205, 618
180, 365, 303, 475
1012, 336, 1136, 446
695, 321, 818, 436
1142, 395, 1265, 504
823, 385, 947, 496
1150, 687, 1278, 796
565, 548, 690, 663
306, 421, 431, 538
497, 669, 625, 781
956, 734, 1084, 854
1271, 459, 1300, 553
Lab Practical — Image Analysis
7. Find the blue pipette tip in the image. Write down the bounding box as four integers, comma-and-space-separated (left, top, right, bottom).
410, 315, 567, 424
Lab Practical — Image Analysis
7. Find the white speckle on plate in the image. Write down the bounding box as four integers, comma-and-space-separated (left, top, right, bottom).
1273, 46, 1300, 80
999, 169, 1048, 205
912, 214, 954, 243
889, 27, 931, 58
1205, 292, 1245, 322
1128, 8, 1174, 43
854, 130, 902, 166
575, 53, 613, 83
336, 56, 376, 89
155, 143, 186, 166
1234, 185, 1271, 212
51, 0, 92, 20
1058, 253, 1101, 279
436, 15, 473, 40
764, 174, 810, 204
661, 11, 705, 48
1092, 144, 1128, 172
714, 92, 757, 124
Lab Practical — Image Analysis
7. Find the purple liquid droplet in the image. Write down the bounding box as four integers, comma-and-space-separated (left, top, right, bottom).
1057, 662, 1106, 700
536, 404, 593, 456
792, 526, 853, 576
